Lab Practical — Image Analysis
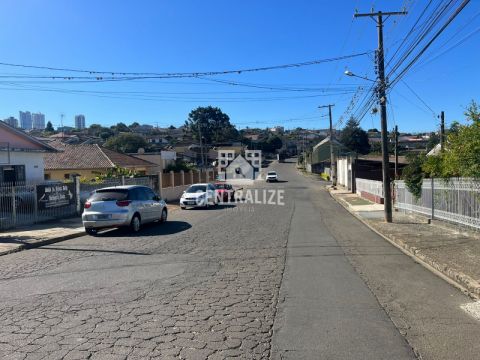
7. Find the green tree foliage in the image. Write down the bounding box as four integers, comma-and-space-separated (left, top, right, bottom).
426, 132, 440, 152
45, 121, 54, 132
402, 153, 426, 199
110, 122, 130, 134
94, 166, 139, 181
88, 124, 112, 138
185, 106, 238, 144
164, 159, 195, 172
104, 133, 149, 153
339, 117, 370, 154
421, 100, 480, 178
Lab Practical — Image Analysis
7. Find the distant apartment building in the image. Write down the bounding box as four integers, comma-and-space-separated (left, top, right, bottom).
32, 112, 45, 130
19, 111, 32, 130
3, 117, 18, 128
75, 114, 86, 129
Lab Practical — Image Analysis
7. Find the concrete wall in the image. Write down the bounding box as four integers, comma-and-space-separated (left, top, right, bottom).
161, 185, 189, 202
8, 151, 45, 182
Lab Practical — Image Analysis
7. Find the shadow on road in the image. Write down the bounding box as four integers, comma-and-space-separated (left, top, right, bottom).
40, 247, 150, 256
183, 204, 237, 211
95, 220, 192, 238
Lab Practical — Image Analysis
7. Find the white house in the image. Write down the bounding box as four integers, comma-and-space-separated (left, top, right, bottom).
0, 121, 56, 183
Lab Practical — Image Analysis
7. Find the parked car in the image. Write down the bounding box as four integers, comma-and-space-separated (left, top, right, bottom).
214, 182, 235, 202
82, 185, 167, 236
180, 183, 218, 209
266, 171, 278, 182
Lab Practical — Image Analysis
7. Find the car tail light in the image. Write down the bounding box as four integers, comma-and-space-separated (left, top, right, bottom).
116, 200, 131, 207
84, 201, 91, 209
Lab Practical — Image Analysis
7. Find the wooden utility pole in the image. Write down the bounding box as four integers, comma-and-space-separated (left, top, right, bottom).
319, 104, 336, 187
394, 125, 399, 180
354, 10, 406, 223
440, 111, 445, 151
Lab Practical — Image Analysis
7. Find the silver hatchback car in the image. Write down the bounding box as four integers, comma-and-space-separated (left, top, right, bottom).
82, 185, 167, 235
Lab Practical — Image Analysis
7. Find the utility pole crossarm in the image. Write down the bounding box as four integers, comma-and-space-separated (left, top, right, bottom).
354, 11, 407, 18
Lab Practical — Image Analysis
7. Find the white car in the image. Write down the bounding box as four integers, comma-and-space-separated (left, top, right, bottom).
266, 171, 278, 182
180, 183, 218, 209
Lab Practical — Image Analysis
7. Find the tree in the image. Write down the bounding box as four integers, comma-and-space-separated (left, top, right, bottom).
402, 153, 426, 199
441, 100, 480, 177
45, 121, 54, 132
185, 106, 238, 144
104, 133, 149, 153
111, 122, 130, 134
426, 132, 440, 152
419, 100, 480, 179
168, 125, 176, 130
339, 117, 370, 154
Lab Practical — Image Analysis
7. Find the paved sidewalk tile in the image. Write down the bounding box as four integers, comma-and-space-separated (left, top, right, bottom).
0, 217, 85, 256
329, 186, 480, 299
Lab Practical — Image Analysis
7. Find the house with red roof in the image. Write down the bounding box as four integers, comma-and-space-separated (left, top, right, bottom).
0, 121, 57, 184
43, 142, 159, 181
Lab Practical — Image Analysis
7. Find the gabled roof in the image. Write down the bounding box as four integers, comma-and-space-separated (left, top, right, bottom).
0, 121, 57, 152
44, 143, 157, 170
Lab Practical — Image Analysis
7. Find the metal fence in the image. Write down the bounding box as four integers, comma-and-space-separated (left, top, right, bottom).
395, 178, 480, 230
355, 178, 383, 197
0, 170, 220, 230
0, 181, 77, 230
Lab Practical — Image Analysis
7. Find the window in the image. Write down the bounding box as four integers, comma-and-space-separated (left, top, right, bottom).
227, 153, 233, 158
64, 174, 70, 179
220, 153, 225, 157
145, 188, 157, 200
0, 165, 26, 184
89, 189, 129, 201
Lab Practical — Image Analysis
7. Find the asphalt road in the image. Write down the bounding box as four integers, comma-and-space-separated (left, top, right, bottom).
0, 161, 478, 360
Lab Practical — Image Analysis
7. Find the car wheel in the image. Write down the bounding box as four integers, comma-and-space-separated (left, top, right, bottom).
160, 208, 168, 223
130, 214, 141, 233
180, 206, 186, 210
85, 228, 97, 236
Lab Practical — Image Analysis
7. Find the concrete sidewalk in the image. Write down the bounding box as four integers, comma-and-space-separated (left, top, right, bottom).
0, 203, 182, 256
0, 217, 85, 256
329, 187, 480, 300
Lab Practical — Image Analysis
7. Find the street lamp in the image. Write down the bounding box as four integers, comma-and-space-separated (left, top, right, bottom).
344, 70, 376, 82
344, 67, 393, 223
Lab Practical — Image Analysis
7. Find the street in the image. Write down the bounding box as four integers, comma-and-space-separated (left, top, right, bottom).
0, 161, 479, 360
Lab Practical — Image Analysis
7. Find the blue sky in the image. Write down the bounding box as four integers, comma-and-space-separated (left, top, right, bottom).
0, 0, 478, 132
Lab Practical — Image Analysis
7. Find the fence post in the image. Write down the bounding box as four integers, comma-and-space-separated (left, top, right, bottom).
33, 184, 38, 223
431, 177, 435, 220
11, 186, 16, 227
157, 171, 163, 198
190, 170, 194, 184
121, 176, 125, 185
74, 176, 81, 215
170, 170, 175, 187
181, 170, 185, 185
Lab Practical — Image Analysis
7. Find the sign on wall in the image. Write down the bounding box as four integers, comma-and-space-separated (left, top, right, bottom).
37, 183, 75, 209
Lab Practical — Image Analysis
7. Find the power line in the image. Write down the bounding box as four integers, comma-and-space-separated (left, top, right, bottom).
0, 52, 372, 79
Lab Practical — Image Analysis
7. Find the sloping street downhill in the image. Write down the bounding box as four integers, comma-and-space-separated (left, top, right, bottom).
0, 162, 479, 360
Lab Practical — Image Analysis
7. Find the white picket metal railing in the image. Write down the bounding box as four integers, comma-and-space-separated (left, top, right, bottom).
395, 178, 480, 230
355, 178, 383, 197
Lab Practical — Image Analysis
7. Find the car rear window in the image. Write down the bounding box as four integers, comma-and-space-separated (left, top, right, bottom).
214, 184, 226, 189
268, 172, 277, 175
89, 189, 129, 201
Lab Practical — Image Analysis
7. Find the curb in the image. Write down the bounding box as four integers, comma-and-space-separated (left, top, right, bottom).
328, 188, 480, 301
0, 230, 86, 257
0, 204, 183, 257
